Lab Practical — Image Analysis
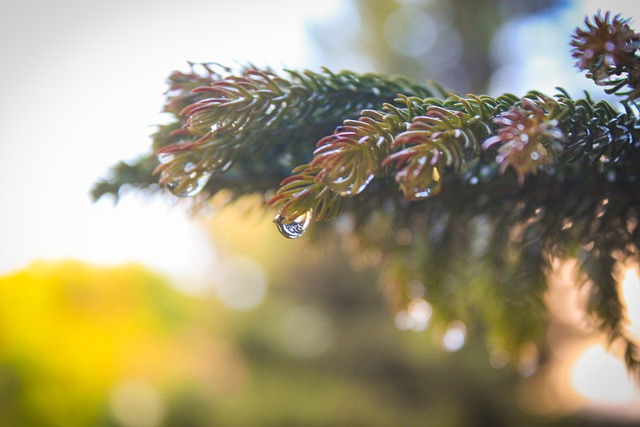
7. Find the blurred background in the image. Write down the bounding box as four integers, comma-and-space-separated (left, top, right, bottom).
1, 0, 640, 425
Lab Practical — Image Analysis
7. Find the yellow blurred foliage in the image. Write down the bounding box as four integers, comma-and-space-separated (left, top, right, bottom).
0, 260, 243, 427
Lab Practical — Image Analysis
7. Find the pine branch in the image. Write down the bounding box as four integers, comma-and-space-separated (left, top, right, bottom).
90, 156, 160, 202
270, 89, 640, 226
386, 94, 519, 197
93, 66, 434, 202
93, 62, 231, 201
154, 67, 435, 199
93, 12, 640, 375
267, 94, 436, 222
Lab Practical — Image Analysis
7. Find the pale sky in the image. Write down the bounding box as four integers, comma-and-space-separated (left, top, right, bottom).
0, 0, 341, 281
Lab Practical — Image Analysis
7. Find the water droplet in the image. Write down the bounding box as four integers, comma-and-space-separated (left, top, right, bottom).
157, 152, 174, 164
274, 211, 312, 239
530, 151, 540, 161
409, 185, 437, 200
469, 176, 479, 185
162, 170, 212, 198
404, 168, 442, 200
333, 173, 375, 197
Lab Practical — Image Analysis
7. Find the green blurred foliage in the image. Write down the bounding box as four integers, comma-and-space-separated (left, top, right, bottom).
194, 203, 578, 426
0, 213, 576, 426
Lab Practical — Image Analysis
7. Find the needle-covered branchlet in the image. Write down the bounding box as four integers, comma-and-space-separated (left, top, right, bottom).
94, 13, 640, 376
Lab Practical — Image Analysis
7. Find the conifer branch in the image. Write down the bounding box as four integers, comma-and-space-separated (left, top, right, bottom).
386, 93, 519, 198
268, 94, 435, 221
154, 67, 435, 199
93, 13, 640, 375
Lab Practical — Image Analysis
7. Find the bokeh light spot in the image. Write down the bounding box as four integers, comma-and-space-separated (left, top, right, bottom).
281, 305, 334, 358
110, 380, 165, 427
213, 256, 267, 311
383, 7, 437, 57
395, 298, 432, 332
622, 267, 640, 339
489, 348, 510, 369
441, 321, 466, 352
571, 344, 639, 403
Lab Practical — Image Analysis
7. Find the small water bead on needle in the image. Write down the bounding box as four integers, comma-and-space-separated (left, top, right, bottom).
160, 163, 212, 198
274, 210, 313, 239
316, 137, 378, 197
157, 152, 175, 164
408, 183, 440, 200
407, 167, 442, 200
330, 173, 375, 197
162, 171, 212, 198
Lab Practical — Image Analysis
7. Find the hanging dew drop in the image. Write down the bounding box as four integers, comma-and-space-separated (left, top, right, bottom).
411, 184, 441, 199
410, 186, 436, 200
274, 210, 312, 239
407, 168, 442, 200
163, 170, 212, 198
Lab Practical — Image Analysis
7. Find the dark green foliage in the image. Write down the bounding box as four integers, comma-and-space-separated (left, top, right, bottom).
94, 14, 640, 375
90, 155, 160, 202
571, 12, 640, 100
